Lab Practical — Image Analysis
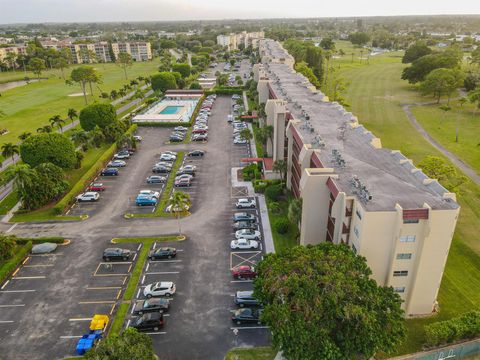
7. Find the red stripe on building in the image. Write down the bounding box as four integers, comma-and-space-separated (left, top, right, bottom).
311, 152, 324, 168
326, 177, 339, 199
290, 126, 303, 147
403, 209, 429, 220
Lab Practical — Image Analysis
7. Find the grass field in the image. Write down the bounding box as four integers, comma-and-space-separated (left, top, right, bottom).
333, 47, 480, 355
225, 347, 277, 360
0, 61, 160, 147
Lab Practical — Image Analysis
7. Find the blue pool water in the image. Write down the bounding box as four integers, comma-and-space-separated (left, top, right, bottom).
159, 106, 183, 115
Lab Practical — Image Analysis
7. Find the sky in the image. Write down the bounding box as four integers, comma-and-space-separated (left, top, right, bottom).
0, 0, 479, 24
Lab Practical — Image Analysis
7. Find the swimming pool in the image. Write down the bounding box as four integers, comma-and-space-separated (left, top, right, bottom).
159, 106, 183, 115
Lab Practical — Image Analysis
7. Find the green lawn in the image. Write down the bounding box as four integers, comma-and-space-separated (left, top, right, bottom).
225, 347, 277, 360
335, 48, 480, 355
0, 191, 18, 215
0, 61, 160, 147
265, 195, 298, 253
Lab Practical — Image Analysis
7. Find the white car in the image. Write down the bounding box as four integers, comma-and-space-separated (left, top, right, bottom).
77, 192, 100, 202
108, 160, 126, 167
235, 229, 261, 240
162, 151, 177, 156
133, 135, 142, 141
139, 190, 160, 199
181, 164, 197, 171
234, 138, 247, 145
175, 174, 193, 182
194, 125, 208, 130
236, 198, 256, 209
159, 153, 176, 161
114, 153, 130, 159
230, 239, 259, 250
143, 282, 176, 298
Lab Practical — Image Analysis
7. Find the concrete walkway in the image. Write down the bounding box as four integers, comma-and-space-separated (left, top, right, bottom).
242, 91, 249, 112
402, 103, 480, 185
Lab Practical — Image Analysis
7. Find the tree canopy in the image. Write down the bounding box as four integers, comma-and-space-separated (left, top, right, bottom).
151, 72, 178, 92
79, 103, 117, 131
20, 133, 77, 169
402, 41, 432, 63
348, 32, 370, 46
254, 243, 406, 360
419, 68, 464, 103
172, 63, 191, 78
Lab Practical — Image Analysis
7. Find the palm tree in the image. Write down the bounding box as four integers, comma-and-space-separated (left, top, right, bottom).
49, 115, 66, 132
67, 108, 78, 125
37, 125, 53, 133
239, 128, 253, 142
273, 159, 287, 182
264, 125, 274, 155
90, 126, 105, 147
169, 191, 191, 236
1, 143, 19, 163
5, 164, 34, 200
18, 132, 32, 141
70, 129, 90, 147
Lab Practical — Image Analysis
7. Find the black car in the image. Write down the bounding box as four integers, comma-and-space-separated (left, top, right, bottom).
169, 136, 184, 143
131, 313, 164, 332
233, 221, 259, 231
176, 169, 195, 177
101, 168, 119, 176
152, 166, 170, 174
231, 308, 263, 325
187, 150, 205, 157
132, 298, 169, 315
233, 212, 257, 223
147, 175, 167, 183
233, 291, 260, 307
102, 248, 131, 261
148, 247, 177, 260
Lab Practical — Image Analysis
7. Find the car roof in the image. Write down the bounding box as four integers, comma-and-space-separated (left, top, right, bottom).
236, 290, 254, 297
84, 192, 97, 196
154, 281, 173, 287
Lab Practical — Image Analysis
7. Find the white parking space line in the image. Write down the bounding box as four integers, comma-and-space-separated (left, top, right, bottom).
141, 275, 145, 285
145, 263, 150, 272
59, 335, 83, 339
1, 280, 9, 290
12, 276, 46, 280
126, 319, 131, 328
0, 290, 36, 293
0, 304, 25, 308
86, 286, 122, 290
146, 332, 167, 335
30, 253, 63, 257
23, 264, 54, 267
69, 318, 92, 322
137, 244, 142, 251
133, 253, 137, 262
145, 272, 179, 275
5, 223, 18, 233
230, 326, 269, 330
150, 260, 182, 263
0, 321, 14, 324
230, 280, 253, 283
136, 289, 141, 299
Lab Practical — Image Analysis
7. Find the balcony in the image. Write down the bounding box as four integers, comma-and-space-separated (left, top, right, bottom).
342, 223, 349, 235
345, 208, 352, 217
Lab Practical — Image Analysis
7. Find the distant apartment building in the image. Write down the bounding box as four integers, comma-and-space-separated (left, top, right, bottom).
254, 39, 460, 317
0, 45, 27, 62
217, 31, 265, 51
111, 42, 152, 61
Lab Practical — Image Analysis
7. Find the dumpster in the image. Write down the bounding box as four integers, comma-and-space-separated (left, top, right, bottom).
89, 314, 109, 331
75, 331, 102, 355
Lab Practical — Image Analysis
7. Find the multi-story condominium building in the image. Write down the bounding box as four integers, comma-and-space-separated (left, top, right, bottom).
0, 45, 27, 62
111, 42, 152, 62
254, 39, 460, 317
217, 31, 265, 51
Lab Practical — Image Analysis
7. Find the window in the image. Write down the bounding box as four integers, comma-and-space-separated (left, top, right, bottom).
393, 270, 408, 277
403, 219, 419, 224
353, 226, 360, 238
356, 210, 362, 220
396, 253, 412, 260
352, 244, 357, 255
400, 235, 416, 243
394, 287, 406, 293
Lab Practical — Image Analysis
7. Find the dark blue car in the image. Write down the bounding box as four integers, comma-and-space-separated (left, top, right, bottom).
101, 168, 119, 176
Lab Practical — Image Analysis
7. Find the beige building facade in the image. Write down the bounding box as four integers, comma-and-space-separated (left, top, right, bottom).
255, 39, 460, 316
217, 31, 265, 51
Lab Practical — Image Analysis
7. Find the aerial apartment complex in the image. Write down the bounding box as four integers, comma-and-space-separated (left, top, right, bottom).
253, 39, 460, 316
217, 31, 265, 51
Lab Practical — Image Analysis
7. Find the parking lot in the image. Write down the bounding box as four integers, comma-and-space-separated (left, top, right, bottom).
0, 95, 270, 360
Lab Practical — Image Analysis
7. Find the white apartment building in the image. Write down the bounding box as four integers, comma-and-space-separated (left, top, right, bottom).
254, 39, 460, 317
217, 31, 265, 51
111, 42, 152, 62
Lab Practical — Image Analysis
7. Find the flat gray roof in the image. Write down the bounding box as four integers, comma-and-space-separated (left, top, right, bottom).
260, 40, 458, 211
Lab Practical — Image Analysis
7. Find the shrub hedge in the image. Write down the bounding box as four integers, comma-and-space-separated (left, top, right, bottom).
0, 241, 32, 284
424, 311, 480, 347
274, 218, 290, 234
205, 87, 243, 95
265, 183, 283, 201
53, 125, 137, 214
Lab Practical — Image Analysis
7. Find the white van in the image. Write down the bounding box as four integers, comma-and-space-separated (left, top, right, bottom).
227, 114, 234, 123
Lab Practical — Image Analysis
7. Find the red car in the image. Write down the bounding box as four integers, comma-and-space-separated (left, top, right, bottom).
88, 183, 106, 191
192, 128, 208, 134
231, 265, 257, 280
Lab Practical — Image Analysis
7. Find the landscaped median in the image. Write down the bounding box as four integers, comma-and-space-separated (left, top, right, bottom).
108, 235, 185, 337
125, 151, 185, 219
225, 347, 277, 360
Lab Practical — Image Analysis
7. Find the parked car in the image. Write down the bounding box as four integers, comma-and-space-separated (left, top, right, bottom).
152, 166, 170, 174
231, 308, 263, 325
233, 212, 257, 223
147, 175, 167, 183
143, 282, 176, 298
108, 160, 127, 167
102, 248, 131, 261
230, 239, 259, 250
174, 126, 188, 132
235, 229, 261, 240
131, 313, 164, 332
154, 161, 173, 168
133, 298, 169, 315
175, 174, 193, 182
159, 154, 176, 161
133, 135, 142, 141
148, 247, 177, 260
101, 168, 118, 176
236, 198, 256, 209
170, 136, 184, 143
174, 178, 191, 187
176, 169, 195, 177
233, 221, 258, 231
76, 192, 100, 202
136, 195, 157, 206
139, 190, 160, 199
231, 265, 257, 279
187, 150, 205, 157
234, 290, 260, 307
182, 164, 197, 171
114, 152, 130, 159
234, 137, 247, 145
192, 134, 208, 141
162, 151, 178, 156
87, 183, 106, 192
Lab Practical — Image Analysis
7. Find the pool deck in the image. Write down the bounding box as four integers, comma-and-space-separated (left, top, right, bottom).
133, 99, 198, 123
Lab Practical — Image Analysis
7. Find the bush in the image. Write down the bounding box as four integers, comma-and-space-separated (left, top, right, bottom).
0, 242, 32, 284
268, 201, 282, 214
151, 72, 177, 92
79, 103, 117, 131
274, 218, 290, 234
265, 184, 283, 201
172, 63, 191, 78
20, 133, 77, 169
424, 311, 480, 347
